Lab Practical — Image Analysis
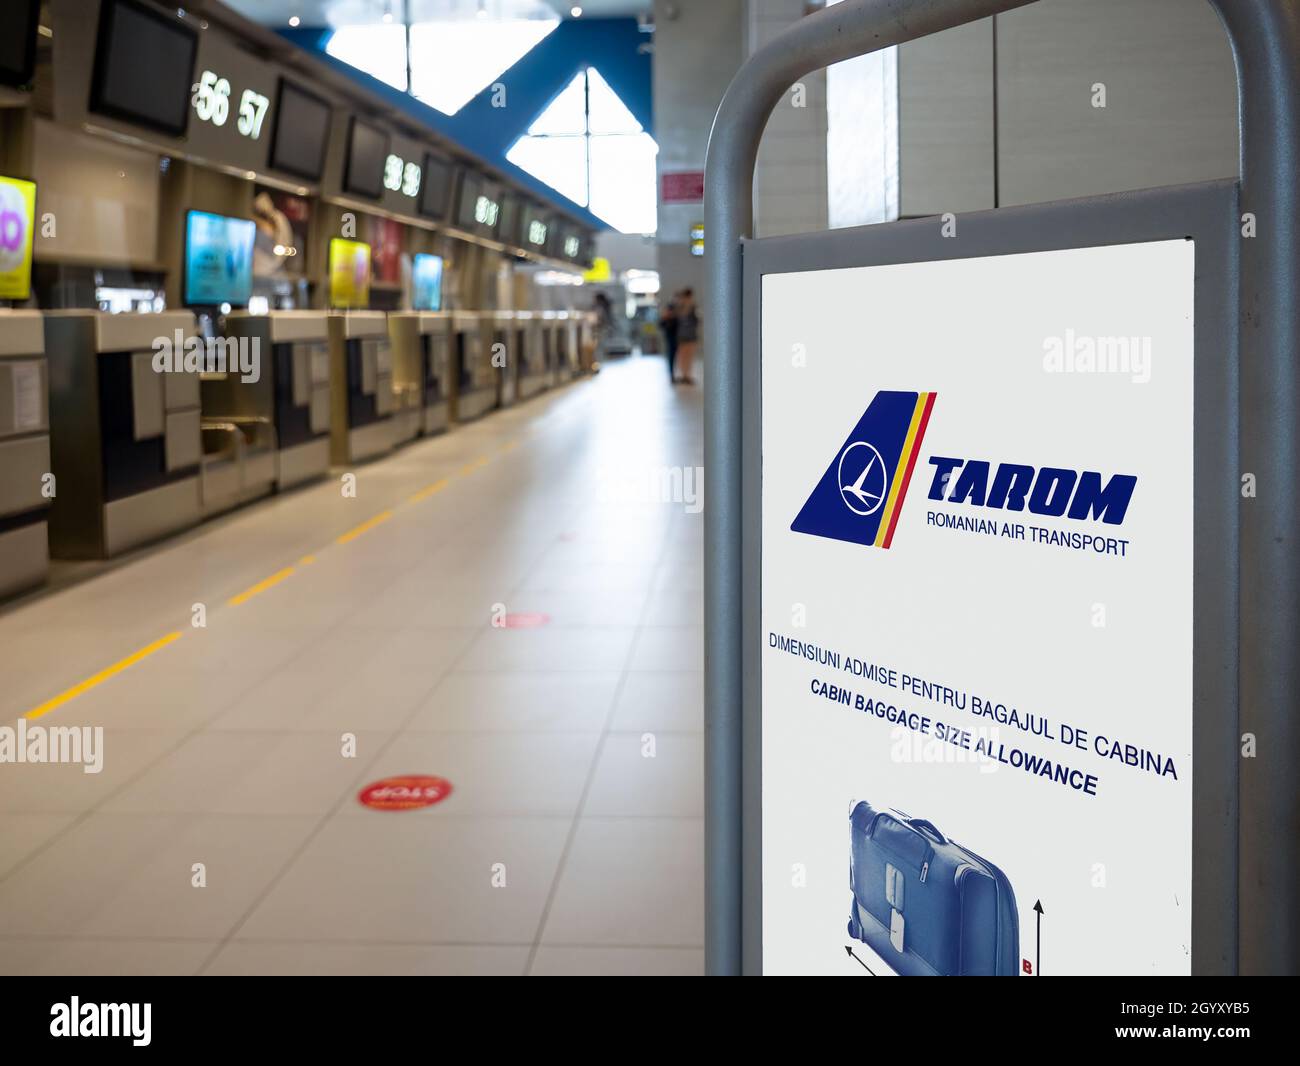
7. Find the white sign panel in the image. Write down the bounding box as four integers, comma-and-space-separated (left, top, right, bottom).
760, 240, 1194, 976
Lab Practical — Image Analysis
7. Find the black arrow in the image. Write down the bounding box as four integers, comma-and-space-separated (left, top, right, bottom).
1033, 900, 1044, 976
845, 945, 876, 975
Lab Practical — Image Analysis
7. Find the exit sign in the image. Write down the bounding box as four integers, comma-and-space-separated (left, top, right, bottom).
661, 170, 705, 204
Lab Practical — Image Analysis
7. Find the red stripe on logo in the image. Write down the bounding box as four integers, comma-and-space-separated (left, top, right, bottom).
881, 392, 936, 549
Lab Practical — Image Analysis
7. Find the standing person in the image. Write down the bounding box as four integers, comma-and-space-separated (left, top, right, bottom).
675, 288, 700, 385
661, 291, 679, 383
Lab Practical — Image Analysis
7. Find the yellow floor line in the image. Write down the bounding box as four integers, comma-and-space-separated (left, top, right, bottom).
459, 455, 491, 476
298, 554, 317, 566
25, 631, 183, 721
498, 440, 520, 454
408, 479, 450, 504
335, 509, 394, 545
227, 566, 297, 606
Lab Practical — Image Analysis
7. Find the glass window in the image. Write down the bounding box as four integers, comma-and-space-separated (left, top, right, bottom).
507, 67, 658, 235
325, 25, 408, 93
327, 18, 560, 116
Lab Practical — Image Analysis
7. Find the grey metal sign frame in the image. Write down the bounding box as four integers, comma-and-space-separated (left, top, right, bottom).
704, 0, 1300, 976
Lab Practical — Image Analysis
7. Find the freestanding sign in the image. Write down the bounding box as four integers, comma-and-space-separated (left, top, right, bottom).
762, 240, 1199, 975
705, 0, 1300, 976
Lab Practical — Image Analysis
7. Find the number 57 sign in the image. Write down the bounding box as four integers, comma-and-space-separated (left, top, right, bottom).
192, 68, 270, 141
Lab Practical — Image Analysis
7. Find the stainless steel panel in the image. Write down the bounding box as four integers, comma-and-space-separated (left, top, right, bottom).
130, 351, 164, 440
164, 409, 202, 472
103, 476, 201, 557
164, 368, 200, 411
361, 341, 378, 395
0, 436, 50, 514
374, 374, 394, 416
0, 359, 48, 436
292, 345, 311, 407
0, 522, 49, 599
309, 345, 330, 385
309, 386, 330, 434
277, 438, 330, 489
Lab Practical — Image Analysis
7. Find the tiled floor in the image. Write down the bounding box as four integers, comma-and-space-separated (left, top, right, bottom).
0, 355, 705, 976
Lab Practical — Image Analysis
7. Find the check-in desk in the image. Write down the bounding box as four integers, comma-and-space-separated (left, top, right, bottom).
488, 310, 526, 408
578, 311, 598, 372
194, 322, 276, 518
44, 311, 202, 558
383, 313, 424, 446
451, 311, 496, 423
553, 311, 577, 382
328, 311, 395, 464
539, 312, 562, 388
223, 311, 331, 491
512, 311, 548, 402
388, 311, 452, 436
0, 311, 50, 596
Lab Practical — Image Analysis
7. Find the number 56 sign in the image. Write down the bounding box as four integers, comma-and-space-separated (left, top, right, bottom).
192, 68, 270, 141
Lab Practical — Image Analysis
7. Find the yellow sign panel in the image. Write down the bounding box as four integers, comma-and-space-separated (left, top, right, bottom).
0, 177, 36, 301
582, 256, 612, 283
329, 238, 372, 309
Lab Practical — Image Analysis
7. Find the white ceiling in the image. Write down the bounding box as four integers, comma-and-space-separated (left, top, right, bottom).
222, 0, 653, 27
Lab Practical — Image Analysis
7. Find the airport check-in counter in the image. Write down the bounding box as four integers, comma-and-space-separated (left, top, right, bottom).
384, 312, 429, 445
328, 311, 396, 464
513, 311, 549, 401
488, 310, 526, 408
0, 311, 51, 597
552, 311, 577, 383
388, 311, 453, 436
194, 320, 277, 518
451, 311, 496, 423
44, 310, 202, 558
223, 311, 332, 491
577, 311, 598, 373
538, 312, 562, 388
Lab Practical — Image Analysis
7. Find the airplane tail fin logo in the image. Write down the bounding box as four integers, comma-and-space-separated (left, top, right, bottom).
791, 391, 936, 549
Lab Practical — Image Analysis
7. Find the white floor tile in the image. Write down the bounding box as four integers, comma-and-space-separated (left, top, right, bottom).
236, 816, 569, 944
609, 672, 704, 733
406, 672, 619, 733
203, 941, 529, 976
530, 945, 704, 976
584, 733, 703, 818
541, 818, 704, 948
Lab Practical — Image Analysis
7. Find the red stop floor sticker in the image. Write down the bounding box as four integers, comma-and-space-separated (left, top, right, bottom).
503, 612, 550, 628
358, 775, 453, 811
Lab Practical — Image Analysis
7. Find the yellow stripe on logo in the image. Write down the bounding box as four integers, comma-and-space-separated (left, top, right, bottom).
873, 392, 931, 548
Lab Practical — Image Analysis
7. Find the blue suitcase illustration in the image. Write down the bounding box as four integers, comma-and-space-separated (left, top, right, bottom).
848, 800, 1019, 976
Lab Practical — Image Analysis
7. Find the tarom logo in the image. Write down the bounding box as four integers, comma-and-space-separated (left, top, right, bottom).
791, 390, 936, 549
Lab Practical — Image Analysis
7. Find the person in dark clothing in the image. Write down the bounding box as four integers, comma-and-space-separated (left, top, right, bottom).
676, 288, 699, 385
661, 292, 680, 382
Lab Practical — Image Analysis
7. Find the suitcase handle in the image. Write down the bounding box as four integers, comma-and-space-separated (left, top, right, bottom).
905, 817, 948, 845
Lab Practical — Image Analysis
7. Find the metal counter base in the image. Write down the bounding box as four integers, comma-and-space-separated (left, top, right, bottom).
392, 409, 421, 446
277, 439, 331, 490
518, 372, 548, 400
103, 478, 202, 558
423, 406, 449, 436
0, 522, 49, 599
201, 450, 277, 519
456, 388, 496, 423
342, 420, 396, 464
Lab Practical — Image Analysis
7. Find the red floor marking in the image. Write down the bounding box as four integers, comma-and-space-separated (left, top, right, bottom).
357, 775, 454, 811
503, 612, 551, 628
